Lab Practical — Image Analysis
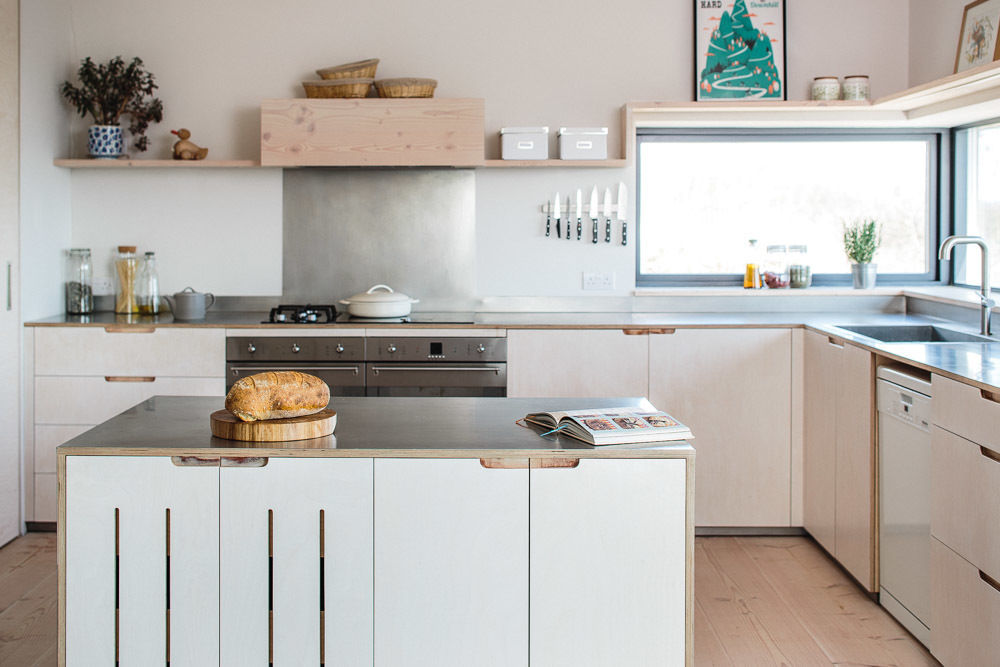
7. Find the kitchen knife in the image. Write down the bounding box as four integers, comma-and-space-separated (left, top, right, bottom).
618, 182, 628, 246
554, 192, 561, 238
603, 187, 613, 243
576, 189, 583, 240
566, 196, 572, 241
589, 186, 599, 244
545, 200, 551, 237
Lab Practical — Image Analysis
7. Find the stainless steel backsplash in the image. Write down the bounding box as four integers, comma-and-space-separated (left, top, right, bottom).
282, 168, 477, 309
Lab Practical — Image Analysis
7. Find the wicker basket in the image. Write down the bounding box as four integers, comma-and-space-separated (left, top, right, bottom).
374, 78, 437, 98
302, 78, 373, 99
316, 58, 379, 80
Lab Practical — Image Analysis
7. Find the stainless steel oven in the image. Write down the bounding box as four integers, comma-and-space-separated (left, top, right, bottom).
225, 335, 506, 397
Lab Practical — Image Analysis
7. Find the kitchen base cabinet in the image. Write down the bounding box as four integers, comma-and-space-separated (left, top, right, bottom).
648, 328, 792, 527
803, 330, 874, 591
930, 537, 1000, 666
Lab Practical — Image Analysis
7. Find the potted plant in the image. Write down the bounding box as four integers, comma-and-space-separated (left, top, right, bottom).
843, 218, 881, 289
61, 56, 164, 158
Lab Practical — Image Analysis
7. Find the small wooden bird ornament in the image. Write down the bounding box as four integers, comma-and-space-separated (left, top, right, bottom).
170, 128, 209, 160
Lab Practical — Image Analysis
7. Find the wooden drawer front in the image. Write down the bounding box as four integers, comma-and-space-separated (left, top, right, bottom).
932, 373, 1000, 455
34, 327, 224, 377
931, 538, 1000, 666
931, 425, 1000, 580
35, 376, 224, 425
35, 424, 93, 474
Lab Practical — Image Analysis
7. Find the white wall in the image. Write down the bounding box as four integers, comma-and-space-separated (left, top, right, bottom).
24, 0, 914, 307
909, 0, 968, 87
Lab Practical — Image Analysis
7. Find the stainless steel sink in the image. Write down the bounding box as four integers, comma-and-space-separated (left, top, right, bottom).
835, 324, 996, 343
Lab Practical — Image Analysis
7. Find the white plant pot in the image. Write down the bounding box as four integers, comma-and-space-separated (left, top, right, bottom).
88, 125, 123, 158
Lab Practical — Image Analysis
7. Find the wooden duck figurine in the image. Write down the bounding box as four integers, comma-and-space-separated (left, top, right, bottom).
170, 129, 209, 160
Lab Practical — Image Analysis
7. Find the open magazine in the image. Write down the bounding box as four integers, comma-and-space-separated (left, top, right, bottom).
524, 407, 693, 446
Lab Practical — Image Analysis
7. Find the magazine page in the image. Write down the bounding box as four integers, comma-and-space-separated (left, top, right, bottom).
562, 408, 684, 436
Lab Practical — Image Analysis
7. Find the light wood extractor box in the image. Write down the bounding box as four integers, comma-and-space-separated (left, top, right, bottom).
260, 98, 485, 167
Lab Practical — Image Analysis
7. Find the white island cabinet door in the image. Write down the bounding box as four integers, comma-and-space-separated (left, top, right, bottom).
220, 457, 374, 667
65, 456, 219, 667
374, 458, 529, 667
530, 458, 688, 666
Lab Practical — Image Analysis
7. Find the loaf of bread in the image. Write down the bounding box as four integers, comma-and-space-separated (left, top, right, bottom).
225, 371, 330, 422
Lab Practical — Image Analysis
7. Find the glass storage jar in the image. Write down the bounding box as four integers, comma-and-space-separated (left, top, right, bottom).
788, 244, 812, 288
762, 244, 790, 288
137, 251, 160, 315
65, 248, 93, 314
114, 245, 138, 314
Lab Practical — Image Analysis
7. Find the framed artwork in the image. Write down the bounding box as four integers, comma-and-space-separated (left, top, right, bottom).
955, 0, 1000, 73
694, 0, 786, 101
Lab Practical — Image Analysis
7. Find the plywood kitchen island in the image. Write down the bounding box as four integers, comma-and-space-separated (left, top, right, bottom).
57, 395, 694, 667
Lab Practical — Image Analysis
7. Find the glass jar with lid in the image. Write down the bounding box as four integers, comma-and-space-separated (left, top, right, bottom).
115, 245, 138, 314
65, 248, 93, 314
788, 244, 812, 288
137, 251, 160, 315
762, 244, 790, 288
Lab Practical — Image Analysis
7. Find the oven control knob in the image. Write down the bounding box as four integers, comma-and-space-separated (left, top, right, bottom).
335, 344, 345, 354
476, 343, 486, 354
387, 344, 397, 354
291, 343, 301, 354
247, 343, 256, 354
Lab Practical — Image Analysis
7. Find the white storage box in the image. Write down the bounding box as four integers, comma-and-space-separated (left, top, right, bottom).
500, 127, 549, 160
558, 127, 608, 160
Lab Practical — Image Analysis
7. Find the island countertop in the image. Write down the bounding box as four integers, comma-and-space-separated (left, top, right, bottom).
58, 395, 695, 459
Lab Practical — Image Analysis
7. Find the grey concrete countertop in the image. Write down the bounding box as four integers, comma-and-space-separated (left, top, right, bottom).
58, 396, 695, 458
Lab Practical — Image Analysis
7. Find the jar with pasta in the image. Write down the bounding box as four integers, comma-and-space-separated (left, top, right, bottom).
115, 245, 138, 313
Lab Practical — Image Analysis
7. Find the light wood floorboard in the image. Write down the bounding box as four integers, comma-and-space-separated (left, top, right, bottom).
0, 533, 937, 666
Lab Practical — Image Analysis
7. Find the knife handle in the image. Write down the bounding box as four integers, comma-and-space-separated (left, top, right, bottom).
622, 221, 628, 246
605, 218, 611, 243
545, 213, 550, 237
577, 218, 582, 240
592, 219, 598, 244
556, 219, 561, 238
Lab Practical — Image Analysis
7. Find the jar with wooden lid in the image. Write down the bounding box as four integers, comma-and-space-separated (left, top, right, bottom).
114, 245, 138, 313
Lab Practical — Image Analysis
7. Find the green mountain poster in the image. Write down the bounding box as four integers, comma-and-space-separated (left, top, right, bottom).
695, 0, 785, 100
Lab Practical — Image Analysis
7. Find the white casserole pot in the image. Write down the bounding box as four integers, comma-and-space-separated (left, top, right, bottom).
339, 284, 419, 318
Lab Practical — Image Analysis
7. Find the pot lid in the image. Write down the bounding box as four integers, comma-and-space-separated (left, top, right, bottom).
345, 284, 416, 304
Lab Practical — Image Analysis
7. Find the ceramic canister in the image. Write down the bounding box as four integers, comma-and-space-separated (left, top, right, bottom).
811, 77, 841, 101
842, 75, 871, 101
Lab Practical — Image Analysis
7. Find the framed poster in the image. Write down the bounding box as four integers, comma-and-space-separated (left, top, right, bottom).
955, 0, 1000, 73
695, 0, 786, 101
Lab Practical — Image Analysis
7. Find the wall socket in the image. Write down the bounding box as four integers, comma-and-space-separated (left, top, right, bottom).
582, 271, 615, 290
93, 277, 113, 295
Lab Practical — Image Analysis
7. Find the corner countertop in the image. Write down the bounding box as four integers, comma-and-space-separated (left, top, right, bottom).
57, 396, 695, 458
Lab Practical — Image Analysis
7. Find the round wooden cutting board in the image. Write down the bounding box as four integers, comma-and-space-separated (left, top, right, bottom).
210, 409, 337, 442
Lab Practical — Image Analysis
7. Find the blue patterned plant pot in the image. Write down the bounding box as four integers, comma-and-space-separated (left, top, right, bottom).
88, 125, 123, 158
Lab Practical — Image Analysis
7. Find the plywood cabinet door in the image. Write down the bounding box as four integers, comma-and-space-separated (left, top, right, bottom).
648, 328, 792, 527
530, 458, 688, 666
65, 456, 220, 666
374, 458, 528, 667
835, 343, 874, 590
220, 458, 374, 667
803, 330, 839, 555
507, 329, 649, 398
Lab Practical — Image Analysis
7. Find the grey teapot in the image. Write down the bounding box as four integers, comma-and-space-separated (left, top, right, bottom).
163, 287, 215, 320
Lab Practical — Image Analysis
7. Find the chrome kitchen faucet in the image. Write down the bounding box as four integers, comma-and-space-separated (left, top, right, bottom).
939, 235, 994, 336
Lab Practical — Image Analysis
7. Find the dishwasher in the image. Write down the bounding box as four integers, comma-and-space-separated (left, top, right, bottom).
877, 365, 932, 646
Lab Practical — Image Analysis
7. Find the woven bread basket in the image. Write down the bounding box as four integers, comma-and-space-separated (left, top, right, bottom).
302, 78, 373, 99
316, 58, 379, 80
374, 77, 437, 98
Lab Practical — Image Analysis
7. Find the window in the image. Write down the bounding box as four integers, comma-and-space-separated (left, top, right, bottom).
636, 130, 942, 286
954, 122, 1000, 291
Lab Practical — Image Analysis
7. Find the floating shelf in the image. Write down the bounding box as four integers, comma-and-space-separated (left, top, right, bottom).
53, 159, 263, 168
482, 159, 627, 168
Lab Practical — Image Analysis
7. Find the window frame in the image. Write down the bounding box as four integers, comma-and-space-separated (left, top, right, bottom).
634, 128, 949, 287
950, 118, 1000, 292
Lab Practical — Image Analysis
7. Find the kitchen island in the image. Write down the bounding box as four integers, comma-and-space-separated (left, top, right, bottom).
57, 395, 694, 667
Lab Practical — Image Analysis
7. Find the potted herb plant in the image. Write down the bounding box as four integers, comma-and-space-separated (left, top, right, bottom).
61, 56, 164, 158
843, 218, 881, 289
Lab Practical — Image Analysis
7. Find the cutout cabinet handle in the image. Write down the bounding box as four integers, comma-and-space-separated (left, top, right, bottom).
103, 326, 156, 334
981, 446, 1000, 464
105, 376, 155, 383
480, 457, 580, 469
221, 456, 269, 467
171, 456, 220, 467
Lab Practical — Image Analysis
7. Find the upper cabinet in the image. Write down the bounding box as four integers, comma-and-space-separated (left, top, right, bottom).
259, 98, 486, 167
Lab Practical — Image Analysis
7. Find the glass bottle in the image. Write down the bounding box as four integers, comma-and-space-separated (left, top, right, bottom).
763, 244, 790, 288
114, 245, 138, 314
743, 239, 762, 289
65, 248, 93, 314
137, 251, 160, 315
788, 245, 812, 288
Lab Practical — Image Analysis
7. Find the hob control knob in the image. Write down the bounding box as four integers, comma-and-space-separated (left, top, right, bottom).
476, 343, 486, 353
291, 343, 301, 354
247, 343, 256, 354
387, 344, 397, 354
335, 344, 345, 354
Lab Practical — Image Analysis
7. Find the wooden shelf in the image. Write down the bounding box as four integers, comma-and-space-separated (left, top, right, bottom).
482, 159, 627, 168
54, 159, 263, 168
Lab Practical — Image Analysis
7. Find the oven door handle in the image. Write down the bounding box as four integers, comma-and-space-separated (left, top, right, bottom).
371, 366, 502, 375
231, 365, 361, 376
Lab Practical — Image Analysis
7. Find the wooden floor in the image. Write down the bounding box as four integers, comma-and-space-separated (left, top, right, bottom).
0, 533, 937, 666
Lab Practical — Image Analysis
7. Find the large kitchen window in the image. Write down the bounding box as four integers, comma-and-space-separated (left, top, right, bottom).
954, 122, 1000, 291
636, 130, 942, 286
